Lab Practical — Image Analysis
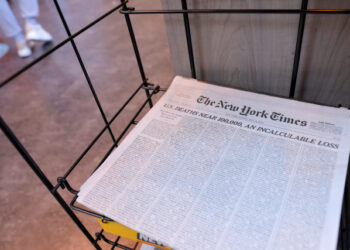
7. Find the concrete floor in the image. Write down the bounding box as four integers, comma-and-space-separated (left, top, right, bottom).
0, 0, 173, 249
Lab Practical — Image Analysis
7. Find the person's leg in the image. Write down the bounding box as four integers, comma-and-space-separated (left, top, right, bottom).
18, 0, 52, 42
18, 0, 38, 21
19, 0, 39, 17
0, 0, 31, 57
0, 0, 22, 37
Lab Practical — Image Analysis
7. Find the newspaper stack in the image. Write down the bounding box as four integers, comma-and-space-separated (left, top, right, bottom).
78, 76, 350, 250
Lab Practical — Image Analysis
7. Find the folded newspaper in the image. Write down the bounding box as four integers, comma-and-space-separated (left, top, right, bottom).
78, 76, 350, 250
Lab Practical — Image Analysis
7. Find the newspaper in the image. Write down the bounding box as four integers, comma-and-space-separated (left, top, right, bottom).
78, 76, 350, 250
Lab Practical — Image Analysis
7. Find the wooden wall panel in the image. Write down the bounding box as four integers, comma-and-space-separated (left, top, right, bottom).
296, 0, 350, 107
161, 0, 350, 107
161, 0, 301, 96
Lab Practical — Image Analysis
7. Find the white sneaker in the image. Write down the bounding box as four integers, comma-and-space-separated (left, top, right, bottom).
25, 23, 52, 42
16, 41, 32, 58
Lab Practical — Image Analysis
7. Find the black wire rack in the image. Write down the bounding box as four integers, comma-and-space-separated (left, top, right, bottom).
0, 0, 349, 249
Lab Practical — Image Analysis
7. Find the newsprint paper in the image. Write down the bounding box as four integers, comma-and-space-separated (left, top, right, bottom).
78, 76, 350, 250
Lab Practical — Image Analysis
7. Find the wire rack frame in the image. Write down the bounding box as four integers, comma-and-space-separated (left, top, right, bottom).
0, 0, 349, 249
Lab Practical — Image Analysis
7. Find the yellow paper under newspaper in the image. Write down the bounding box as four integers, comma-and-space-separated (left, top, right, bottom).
98, 219, 171, 249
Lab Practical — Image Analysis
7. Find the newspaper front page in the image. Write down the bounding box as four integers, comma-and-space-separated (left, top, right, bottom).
78, 76, 350, 250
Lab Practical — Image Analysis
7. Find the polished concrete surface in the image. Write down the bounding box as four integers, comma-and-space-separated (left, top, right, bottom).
0, 0, 173, 249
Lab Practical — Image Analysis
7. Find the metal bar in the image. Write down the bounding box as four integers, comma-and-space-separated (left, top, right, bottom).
133, 242, 139, 250
95, 229, 103, 242
52, 82, 144, 192
342, 201, 347, 249
70, 87, 160, 219
52, 0, 117, 144
0, 116, 101, 250
142, 86, 167, 92
120, 8, 350, 15
70, 195, 113, 221
122, 2, 153, 108
123, 7, 146, 81
100, 235, 132, 250
111, 86, 160, 149
340, 206, 344, 249
289, 0, 308, 98
91, 86, 160, 174
0, 0, 128, 88
181, 0, 196, 78
343, 158, 350, 249
93, 143, 117, 173
57, 177, 79, 194
111, 236, 121, 250
100, 234, 116, 245
95, 229, 134, 250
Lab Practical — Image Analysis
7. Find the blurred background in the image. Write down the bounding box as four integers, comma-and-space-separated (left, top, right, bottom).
0, 0, 173, 249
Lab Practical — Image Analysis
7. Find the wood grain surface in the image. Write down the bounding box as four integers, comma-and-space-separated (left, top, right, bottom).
296, 0, 350, 107
161, 0, 350, 107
